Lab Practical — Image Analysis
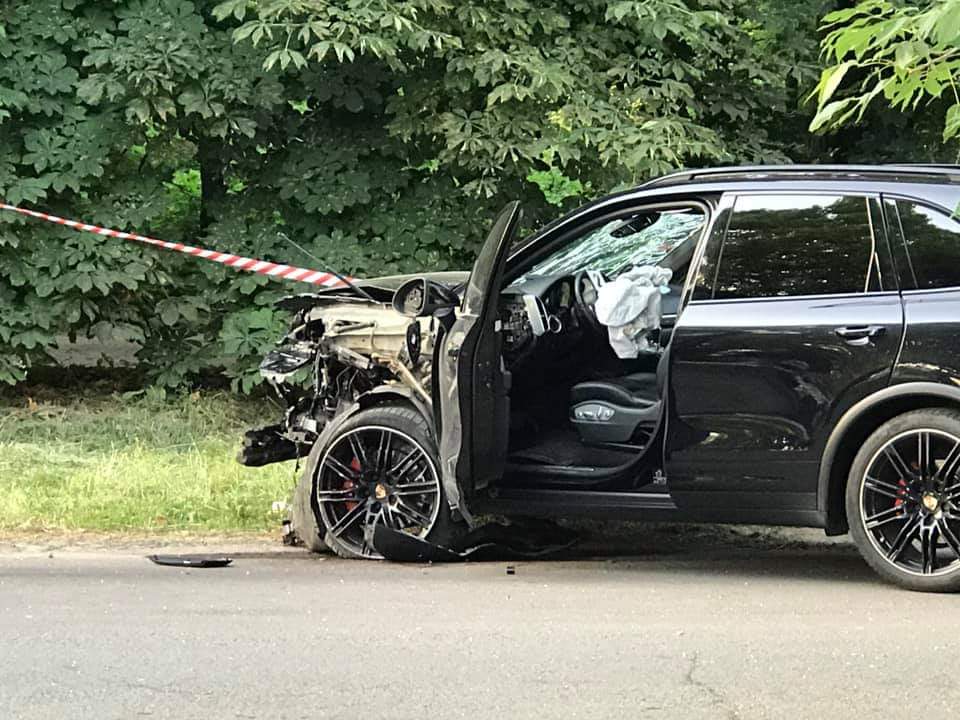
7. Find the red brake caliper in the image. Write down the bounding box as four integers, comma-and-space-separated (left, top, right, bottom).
895, 478, 908, 513
343, 457, 361, 512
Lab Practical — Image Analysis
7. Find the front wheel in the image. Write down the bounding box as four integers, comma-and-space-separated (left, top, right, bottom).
306, 404, 462, 559
847, 408, 960, 592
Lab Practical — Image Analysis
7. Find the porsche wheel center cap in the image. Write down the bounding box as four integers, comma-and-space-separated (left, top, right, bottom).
922, 493, 940, 513
374, 483, 388, 501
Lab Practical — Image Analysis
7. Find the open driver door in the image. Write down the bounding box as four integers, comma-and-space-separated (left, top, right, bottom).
436, 202, 522, 521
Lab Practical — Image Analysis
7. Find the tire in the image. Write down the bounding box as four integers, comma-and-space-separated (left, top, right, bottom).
289, 468, 328, 553
304, 403, 464, 560
847, 408, 960, 592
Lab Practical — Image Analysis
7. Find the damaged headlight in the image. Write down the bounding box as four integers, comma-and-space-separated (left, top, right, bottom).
259, 342, 315, 384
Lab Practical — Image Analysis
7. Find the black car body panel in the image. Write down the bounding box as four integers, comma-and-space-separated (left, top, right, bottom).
666, 291, 904, 513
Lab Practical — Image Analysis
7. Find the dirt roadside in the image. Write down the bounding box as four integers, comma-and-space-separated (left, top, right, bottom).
0, 529, 304, 557
0, 521, 854, 559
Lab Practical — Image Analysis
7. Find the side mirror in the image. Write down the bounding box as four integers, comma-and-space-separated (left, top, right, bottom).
392, 277, 459, 317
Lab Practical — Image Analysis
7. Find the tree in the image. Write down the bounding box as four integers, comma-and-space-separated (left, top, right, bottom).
218, 0, 810, 195
811, 0, 960, 148
0, 0, 909, 389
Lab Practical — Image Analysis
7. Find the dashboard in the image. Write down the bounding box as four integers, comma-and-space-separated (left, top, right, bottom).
498, 272, 683, 361
499, 274, 580, 360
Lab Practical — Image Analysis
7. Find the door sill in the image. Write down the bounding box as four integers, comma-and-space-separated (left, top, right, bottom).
476, 488, 678, 520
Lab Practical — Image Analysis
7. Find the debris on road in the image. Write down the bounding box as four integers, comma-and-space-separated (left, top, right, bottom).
148, 555, 233, 568
373, 520, 579, 563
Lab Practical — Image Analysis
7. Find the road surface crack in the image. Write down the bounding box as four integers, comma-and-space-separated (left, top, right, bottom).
683, 652, 741, 720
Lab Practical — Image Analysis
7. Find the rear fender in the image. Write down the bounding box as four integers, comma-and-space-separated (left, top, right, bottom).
818, 381, 960, 534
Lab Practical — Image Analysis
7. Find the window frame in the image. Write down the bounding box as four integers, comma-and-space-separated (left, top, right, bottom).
687, 190, 898, 305
881, 193, 960, 295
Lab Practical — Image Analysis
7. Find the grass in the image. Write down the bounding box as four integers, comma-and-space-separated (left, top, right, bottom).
0, 388, 298, 532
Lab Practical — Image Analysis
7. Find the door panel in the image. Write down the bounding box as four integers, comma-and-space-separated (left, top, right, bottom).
667, 295, 903, 510
437, 202, 521, 515
665, 192, 903, 513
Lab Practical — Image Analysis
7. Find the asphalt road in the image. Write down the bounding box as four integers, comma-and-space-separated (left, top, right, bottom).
2, 526, 959, 720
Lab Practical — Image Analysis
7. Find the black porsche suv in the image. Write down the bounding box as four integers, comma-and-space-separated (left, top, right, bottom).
250, 164, 960, 592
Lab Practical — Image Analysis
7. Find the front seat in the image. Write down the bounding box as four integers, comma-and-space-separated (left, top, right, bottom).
569, 347, 668, 444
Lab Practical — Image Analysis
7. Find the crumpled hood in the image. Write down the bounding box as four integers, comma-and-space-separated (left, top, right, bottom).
317, 270, 469, 295
277, 270, 470, 310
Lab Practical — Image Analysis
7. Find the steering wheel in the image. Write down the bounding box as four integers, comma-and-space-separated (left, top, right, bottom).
573, 270, 604, 332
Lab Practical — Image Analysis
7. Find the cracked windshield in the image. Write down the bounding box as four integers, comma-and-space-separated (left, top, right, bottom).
518, 208, 705, 280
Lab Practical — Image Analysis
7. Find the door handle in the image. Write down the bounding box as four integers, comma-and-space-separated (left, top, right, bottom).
835, 325, 886, 345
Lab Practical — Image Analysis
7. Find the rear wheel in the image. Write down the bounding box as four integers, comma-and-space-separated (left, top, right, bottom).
847, 409, 960, 592
307, 404, 462, 559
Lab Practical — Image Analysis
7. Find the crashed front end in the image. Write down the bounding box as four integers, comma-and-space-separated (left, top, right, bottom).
237, 277, 452, 468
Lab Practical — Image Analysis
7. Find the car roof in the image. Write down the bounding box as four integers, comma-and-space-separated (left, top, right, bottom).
641, 164, 960, 190
510, 164, 960, 273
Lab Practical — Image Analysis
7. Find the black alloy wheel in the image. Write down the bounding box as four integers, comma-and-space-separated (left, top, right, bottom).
312, 406, 448, 559
848, 409, 960, 591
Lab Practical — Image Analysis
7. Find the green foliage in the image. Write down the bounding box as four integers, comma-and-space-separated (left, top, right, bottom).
219, 306, 288, 393
811, 0, 960, 142
1, 0, 952, 391
526, 166, 587, 207
1, 0, 514, 391
222, 0, 803, 194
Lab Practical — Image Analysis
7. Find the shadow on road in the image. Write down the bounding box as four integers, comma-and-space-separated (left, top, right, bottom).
467, 521, 882, 586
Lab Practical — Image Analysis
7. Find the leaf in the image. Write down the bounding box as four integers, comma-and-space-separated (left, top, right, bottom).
7, 176, 51, 205
126, 97, 151, 123
158, 300, 180, 326
816, 61, 855, 106
179, 88, 215, 118
153, 96, 177, 121
933, 2, 960, 44
944, 104, 960, 141
809, 97, 859, 133
231, 117, 257, 137
77, 75, 108, 105
212, 0, 248, 22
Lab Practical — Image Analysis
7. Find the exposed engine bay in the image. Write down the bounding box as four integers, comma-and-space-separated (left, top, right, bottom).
238, 268, 674, 470
238, 276, 445, 467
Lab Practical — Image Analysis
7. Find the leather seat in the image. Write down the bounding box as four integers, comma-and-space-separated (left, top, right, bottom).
570, 372, 658, 409
569, 348, 668, 444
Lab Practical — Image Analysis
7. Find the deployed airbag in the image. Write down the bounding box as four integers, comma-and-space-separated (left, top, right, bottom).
594, 266, 672, 358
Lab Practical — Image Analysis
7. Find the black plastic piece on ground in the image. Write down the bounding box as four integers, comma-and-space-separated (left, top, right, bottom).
148, 555, 233, 568
372, 526, 463, 562
373, 520, 579, 563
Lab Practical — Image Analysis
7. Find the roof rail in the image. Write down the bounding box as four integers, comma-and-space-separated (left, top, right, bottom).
642, 164, 960, 188
882, 163, 960, 172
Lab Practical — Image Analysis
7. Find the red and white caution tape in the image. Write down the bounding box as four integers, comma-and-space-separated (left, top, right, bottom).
0, 202, 351, 288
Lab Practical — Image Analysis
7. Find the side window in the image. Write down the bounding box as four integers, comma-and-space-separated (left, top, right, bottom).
891, 200, 960, 291
700, 194, 886, 300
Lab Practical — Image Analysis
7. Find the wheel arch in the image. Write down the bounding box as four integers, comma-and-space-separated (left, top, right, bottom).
819, 382, 960, 535
355, 385, 434, 433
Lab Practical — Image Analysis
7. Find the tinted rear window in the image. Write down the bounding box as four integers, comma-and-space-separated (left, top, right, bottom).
709, 194, 880, 299
893, 200, 960, 291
